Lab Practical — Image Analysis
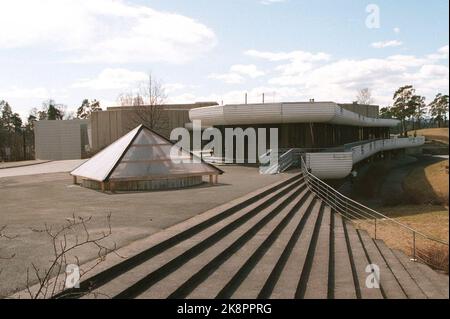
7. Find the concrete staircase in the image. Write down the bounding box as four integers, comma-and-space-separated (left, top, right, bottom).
57, 173, 449, 299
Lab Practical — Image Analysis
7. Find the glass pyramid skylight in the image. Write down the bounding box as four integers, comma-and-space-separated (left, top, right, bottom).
71, 125, 223, 182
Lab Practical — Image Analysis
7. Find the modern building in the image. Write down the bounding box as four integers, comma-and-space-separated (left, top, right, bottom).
189, 101, 394, 150
36, 100, 423, 179
188, 101, 425, 178
34, 119, 90, 160
90, 102, 218, 152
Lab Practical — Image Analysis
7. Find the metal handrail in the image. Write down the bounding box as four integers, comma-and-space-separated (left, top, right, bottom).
260, 148, 299, 173
278, 149, 295, 172
300, 156, 448, 269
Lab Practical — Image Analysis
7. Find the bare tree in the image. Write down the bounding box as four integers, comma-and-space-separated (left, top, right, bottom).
24, 213, 121, 299
0, 225, 16, 261
0, 225, 16, 298
356, 88, 374, 105
118, 73, 168, 133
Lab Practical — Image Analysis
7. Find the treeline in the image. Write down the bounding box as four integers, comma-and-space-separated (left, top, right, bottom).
379, 86, 449, 136
0, 100, 33, 161
0, 99, 101, 162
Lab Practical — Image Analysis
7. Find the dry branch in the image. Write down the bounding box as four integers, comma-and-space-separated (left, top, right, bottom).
25, 213, 120, 299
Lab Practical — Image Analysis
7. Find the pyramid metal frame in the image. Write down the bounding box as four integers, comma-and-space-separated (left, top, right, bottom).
71, 124, 223, 191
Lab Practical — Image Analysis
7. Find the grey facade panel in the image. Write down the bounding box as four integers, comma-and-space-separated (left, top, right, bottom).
35, 120, 89, 160
338, 103, 379, 118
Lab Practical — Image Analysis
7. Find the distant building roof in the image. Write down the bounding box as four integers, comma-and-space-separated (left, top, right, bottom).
105, 102, 218, 112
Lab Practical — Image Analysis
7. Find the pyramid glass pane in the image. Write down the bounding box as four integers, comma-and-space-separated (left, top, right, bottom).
110, 161, 218, 179
122, 145, 175, 161
70, 126, 141, 181
133, 129, 169, 145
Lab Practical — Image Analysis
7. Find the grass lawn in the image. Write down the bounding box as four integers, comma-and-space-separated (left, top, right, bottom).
384, 158, 448, 271
408, 128, 449, 144
352, 205, 449, 272
378, 205, 449, 242
403, 159, 449, 205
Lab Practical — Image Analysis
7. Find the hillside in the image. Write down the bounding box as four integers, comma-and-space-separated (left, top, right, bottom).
409, 128, 449, 144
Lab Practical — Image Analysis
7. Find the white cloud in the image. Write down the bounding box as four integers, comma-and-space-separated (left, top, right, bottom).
169, 86, 302, 105
439, 45, 449, 55
209, 64, 265, 84
417, 64, 449, 78
269, 58, 408, 88
162, 45, 450, 107
393, 27, 401, 34
0, 0, 216, 64
245, 49, 330, 78
166, 92, 198, 104
72, 68, 149, 90
245, 49, 330, 62
208, 73, 245, 84
280, 50, 446, 105
163, 83, 187, 94
260, 0, 287, 5
427, 45, 449, 60
371, 40, 403, 49
230, 64, 265, 78
197, 45, 449, 107
0, 87, 53, 100
0, 86, 70, 119
244, 50, 331, 76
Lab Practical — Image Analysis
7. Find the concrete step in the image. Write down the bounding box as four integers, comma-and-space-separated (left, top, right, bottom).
262, 199, 322, 299
300, 204, 331, 299
343, 221, 383, 299
82, 178, 304, 299
178, 189, 312, 299
357, 229, 407, 299
62, 173, 303, 299
414, 260, 449, 299
55, 170, 449, 300
332, 214, 357, 299
227, 194, 316, 299
374, 240, 426, 299
119, 183, 305, 298
391, 249, 447, 299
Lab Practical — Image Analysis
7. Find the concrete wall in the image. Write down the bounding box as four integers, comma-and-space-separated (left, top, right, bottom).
304, 136, 425, 179
305, 152, 354, 179
35, 120, 89, 160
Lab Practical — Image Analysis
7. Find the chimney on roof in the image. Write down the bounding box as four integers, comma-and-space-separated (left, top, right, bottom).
309, 98, 315, 103
245, 93, 248, 104
262, 93, 265, 104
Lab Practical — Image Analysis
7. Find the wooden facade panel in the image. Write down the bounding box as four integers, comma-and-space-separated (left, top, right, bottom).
91, 104, 216, 151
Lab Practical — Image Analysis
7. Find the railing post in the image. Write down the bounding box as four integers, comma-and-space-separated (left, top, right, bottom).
374, 218, 377, 239
412, 231, 417, 262
345, 198, 348, 219
333, 191, 336, 211
326, 186, 329, 203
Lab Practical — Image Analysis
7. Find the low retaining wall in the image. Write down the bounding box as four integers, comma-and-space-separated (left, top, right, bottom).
81, 176, 204, 191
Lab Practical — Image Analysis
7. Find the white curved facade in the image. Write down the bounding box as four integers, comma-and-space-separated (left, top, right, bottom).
305, 152, 353, 179
189, 102, 399, 127
305, 136, 425, 179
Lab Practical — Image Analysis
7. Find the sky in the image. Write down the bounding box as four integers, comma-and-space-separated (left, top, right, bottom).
0, 0, 448, 120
